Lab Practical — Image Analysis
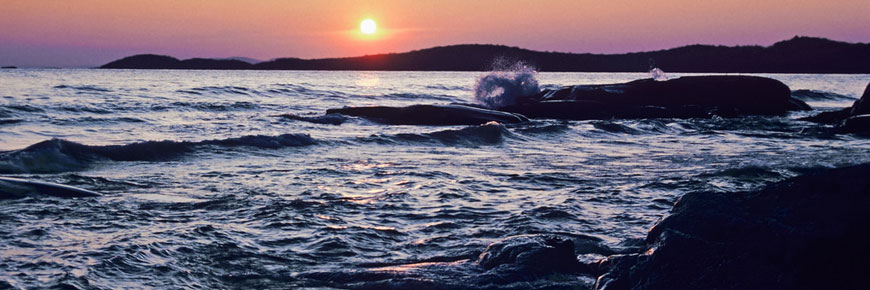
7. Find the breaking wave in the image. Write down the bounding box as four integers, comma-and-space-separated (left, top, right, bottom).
473, 61, 540, 109
53, 85, 112, 92
362, 122, 516, 146
791, 89, 856, 101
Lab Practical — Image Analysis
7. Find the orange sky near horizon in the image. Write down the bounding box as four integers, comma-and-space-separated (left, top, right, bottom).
1, 0, 869, 67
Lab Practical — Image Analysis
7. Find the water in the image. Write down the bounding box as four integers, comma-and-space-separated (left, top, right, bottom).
1, 69, 869, 289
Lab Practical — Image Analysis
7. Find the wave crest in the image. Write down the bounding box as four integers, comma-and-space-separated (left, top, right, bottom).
473, 61, 540, 109
0, 134, 316, 174
362, 122, 515, 146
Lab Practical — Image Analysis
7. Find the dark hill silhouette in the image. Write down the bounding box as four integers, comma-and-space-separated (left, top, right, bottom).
100, 36, 870, 73
101, 54, 253, 70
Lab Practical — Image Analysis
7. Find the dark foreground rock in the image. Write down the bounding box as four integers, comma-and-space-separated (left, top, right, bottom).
326, 104, 529, 125
594, 163, 870, 290
801, 82, 870, 133
500, 76, 809, 120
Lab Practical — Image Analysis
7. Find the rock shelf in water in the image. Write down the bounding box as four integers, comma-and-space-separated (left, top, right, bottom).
317, 76, 811, 125
499, 75, 810, 120
326, 104, 529, 125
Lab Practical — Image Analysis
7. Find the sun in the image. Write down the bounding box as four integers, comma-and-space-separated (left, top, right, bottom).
360, 19, 377, 35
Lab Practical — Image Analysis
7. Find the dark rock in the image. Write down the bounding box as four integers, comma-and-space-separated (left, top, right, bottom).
1, 66, 17, 69
840, 114, 870, 133
274, 113, 347, 125
326, 104, 529, 125
850, 83, 870, 115
500, 76, 803, 120
594, 163, 870, 290
477, 234, 583, 275
787, 97, 814, 111
802, 82, 870, 132
799, 107, 851, 124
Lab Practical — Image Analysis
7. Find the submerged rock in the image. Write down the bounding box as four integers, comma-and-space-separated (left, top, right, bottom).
594, 163, 870, 290
326, 104, 529, 125
477, 234, 582, 274
500, 76, 808, 120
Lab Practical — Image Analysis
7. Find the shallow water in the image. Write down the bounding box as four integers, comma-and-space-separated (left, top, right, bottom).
1, 69, 869, 289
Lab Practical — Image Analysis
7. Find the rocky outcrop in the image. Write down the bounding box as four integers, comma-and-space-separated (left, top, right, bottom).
801, 82, 870, 133
593, 163, 870, 290
325, 104, 529, 125
322, 76, 811, 124
498, 76, 809, 120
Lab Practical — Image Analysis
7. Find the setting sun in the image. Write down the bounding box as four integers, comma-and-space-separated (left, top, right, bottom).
360, 19, 377, 34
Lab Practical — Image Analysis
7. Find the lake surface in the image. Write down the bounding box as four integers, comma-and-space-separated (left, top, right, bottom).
1, 69, 869, 289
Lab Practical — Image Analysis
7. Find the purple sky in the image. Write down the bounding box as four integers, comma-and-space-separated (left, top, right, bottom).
2, 0, 869, 67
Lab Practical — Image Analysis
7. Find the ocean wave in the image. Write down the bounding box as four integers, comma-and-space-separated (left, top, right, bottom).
177, 86, 259, 96
1, 104, 44, 113
361, 122, 516, 146
514, 123, 571, 135
53, 84, 112, 92
588, 119, 683, 135
49, 116, 147, 125
0, 134, 317, 174
59, 105, 114, 114
791, 89, 856, 101
698, 166, 784, 179
591, 121, 644, 135
172, 101, 260, 111
473, 62, 540, 109
423, 84, 468, 91
0, 118, 24, 125
266, 83, 345, 98
376, 93, 461, 102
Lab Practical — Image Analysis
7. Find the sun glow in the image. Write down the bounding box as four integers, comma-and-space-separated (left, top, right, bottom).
360, 19, 377, 34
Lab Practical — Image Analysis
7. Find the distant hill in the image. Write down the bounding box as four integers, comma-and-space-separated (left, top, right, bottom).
100, 37, 870, 73
218, 57, 262, 64
101, 54, 253, 69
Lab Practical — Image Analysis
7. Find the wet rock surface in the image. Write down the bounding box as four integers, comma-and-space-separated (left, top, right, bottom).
499, 76, 807, 120
594, 163, 870, 290
326, 104, 529, 125
477, 234, 583, 274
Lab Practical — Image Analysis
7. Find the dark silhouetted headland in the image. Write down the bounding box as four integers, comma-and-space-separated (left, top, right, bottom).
100, 36, 870, 72
100, 54, 254, 70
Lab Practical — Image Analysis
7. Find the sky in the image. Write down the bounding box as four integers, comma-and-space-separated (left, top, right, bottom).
1, 0, 869, 67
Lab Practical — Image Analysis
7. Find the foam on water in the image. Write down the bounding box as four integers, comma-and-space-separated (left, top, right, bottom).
473, 61, 540, 108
